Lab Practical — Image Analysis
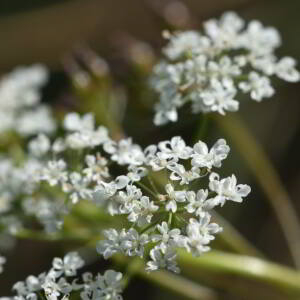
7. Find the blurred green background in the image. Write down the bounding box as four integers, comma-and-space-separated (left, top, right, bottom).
0, 0, 300, 299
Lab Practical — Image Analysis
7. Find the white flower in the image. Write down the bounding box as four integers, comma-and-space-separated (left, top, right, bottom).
65, 126, 109, 149
146, 247, 179, 273
81, 270, 123, 300
0, 111, 14, 133
163, 183, 186, 213
163, 30, 210, 60
63, 113, 110, 149
0, 193, 12, 214
42, 276, 72, 300
168, 162, 200, 185
22, 158, 44, 193
241, 20, 281, 55
0, 64, 49, 136
199, 78, 239, 115
127, 166, 148, 183
208, 56, 241, 78
13, 273, 45, 297
146, 146, 177, 171
185, 189, 216, 216
63, 172, 93, 204
113, 185, 143, 214
98, 270, 123, 300
127, 196, 159, 227
192, 139, 230, 169
151, 62, 183, 125
97, 228, 149, 258
209, 173, 251, 206
65, 132, 89, 149
97, 229, 124, 259
0, 255, 6, 274
151, 222, 184, 253
0, 64, 47, 109
12, 281, 27, 295
204, 11, 244, 48
248, 55, 276, 76
186, 213, 222, 256
40, 160, 68, 186
52, 138, 66, 153
91, 126, 110, 147
22, 197, 66, 233
154, 103, 178, 126
63, 112, 94, 132
120, 228, 149, 257
51, 252, 85, 278
158, 136, 193, 161
113, 176, 131, 190
275, 57, 300, 82
83, 154, 109, 182
104, 138, 145, 166
29, 134, 51, 157
239, 72, 274, 101
25, 275, 43, 293
97, 176, 130, 202
16, 106, 56, 137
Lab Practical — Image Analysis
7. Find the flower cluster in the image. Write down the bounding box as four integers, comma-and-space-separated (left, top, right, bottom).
0, 154, 66, 234
0, 112, 130, 235
0, 252, 123, 300
96, 135, 251, 273
0, 110, 250, 273
0, 112, 110, 234
0, 111, 249, 272
151, 11, 300, 125
0, 65, 56, 136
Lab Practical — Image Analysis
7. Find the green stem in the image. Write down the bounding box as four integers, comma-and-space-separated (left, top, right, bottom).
136, 181, 158, 199
168, 212, 173, 226
179, 250, 300, 296
175, 214, 188, 225
122, 258, 144, 289
148, 175, 160, 195
113, 255, 218, 300
140, 216, 165, 234
214, 114, 300, 269
193, 114, 209, 141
